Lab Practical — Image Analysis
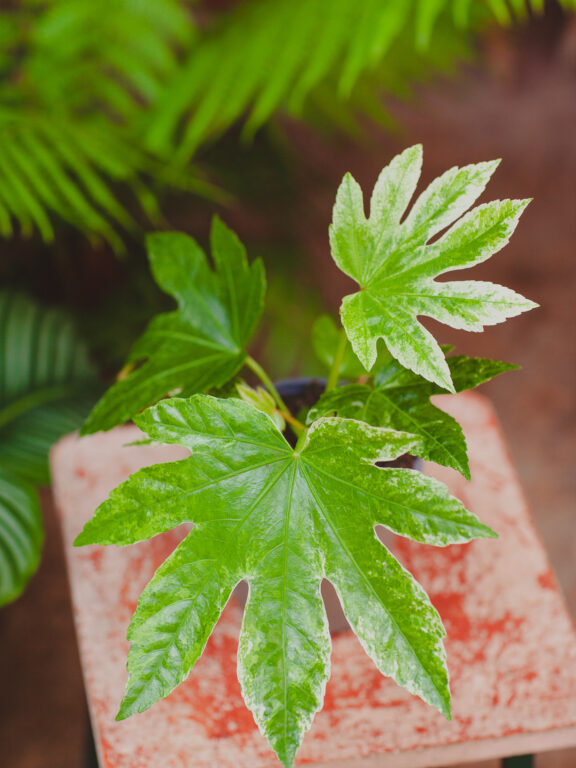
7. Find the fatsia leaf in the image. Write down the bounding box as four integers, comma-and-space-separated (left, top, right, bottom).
331, 145, 537, 390
76, 395, 495, 766
0, 469, 43, 606
82, 217, 266, 434
308, 354, 516, 479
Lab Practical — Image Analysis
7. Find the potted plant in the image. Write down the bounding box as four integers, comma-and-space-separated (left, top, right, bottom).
76, 145, 536, 767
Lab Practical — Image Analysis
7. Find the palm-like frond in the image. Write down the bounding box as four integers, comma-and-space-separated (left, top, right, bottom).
0, 469, 43, 607
0, 291, 98, 484
0, 291, 98, 603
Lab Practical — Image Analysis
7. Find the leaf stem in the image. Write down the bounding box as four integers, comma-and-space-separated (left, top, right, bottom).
245, 356, 305, 435
326, 329, 347, 391
280, 410, 306, 434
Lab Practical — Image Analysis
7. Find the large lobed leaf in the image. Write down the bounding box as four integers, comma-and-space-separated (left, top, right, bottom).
0, 291, 96, 603
82, 217, 266, 434
77, 395, 495, 766
307, 352, 517, 479
331, 145, 537, 390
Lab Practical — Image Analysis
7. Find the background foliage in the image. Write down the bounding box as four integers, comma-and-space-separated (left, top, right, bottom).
0, 291, 97, 603
1, 0, 574, 245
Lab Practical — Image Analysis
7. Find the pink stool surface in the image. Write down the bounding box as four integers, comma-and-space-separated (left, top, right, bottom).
51, 392, 576, 767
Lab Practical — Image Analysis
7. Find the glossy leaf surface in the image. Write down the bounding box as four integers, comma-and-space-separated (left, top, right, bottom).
77, 395, 495, 766
330, 145, 536, 390
308, 354, 516, 478
82, 218, 266, 434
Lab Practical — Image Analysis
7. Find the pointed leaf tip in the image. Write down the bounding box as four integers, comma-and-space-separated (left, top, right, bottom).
74, 524, 96, 547
478, 524, 499, 540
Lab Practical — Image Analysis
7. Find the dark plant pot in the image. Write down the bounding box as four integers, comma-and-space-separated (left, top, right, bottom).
234, 377, 422, 635
276, 378, 421, 472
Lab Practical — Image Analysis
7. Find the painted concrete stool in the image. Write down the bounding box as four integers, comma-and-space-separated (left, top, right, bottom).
51, 392, 576, 768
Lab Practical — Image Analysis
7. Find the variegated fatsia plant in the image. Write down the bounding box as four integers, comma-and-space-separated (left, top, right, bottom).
78, 145, 536, 767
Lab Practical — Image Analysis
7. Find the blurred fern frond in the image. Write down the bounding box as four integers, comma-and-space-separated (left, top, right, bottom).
0, 113, 146, 250
21, 0, 195, 120
1, 0, 574, 244
145, 0, 576, 162
0, 291, 98, 604
0, 0, 197, 248
145, 0, 445, 159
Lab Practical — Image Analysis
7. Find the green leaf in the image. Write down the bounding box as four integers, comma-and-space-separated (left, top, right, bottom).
311, 315, 367, 379
82, 218, 266, 434
77, 395, 495, 766
331, 145, 537, 388
0, 469, 43, 606
308, 354, 516, 479
0, 291, 95, 603
307, 383, 373, 422
312, 315, 394, 380
0, 291, 98, 485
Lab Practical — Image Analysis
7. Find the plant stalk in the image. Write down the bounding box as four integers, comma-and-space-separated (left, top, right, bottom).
326, 329, 347, 391
245, 356, 305, 435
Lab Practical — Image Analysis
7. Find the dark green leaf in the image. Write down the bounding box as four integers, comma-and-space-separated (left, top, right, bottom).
0, 291, 97, 603
0, 469, 43, 606
82, 218, 266, 434
0, 291, 97, 485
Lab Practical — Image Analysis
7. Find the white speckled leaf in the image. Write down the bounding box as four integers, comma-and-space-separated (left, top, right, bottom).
307, 354, 517, 479
330, 145, 536, 389
77, 395, 495, 766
